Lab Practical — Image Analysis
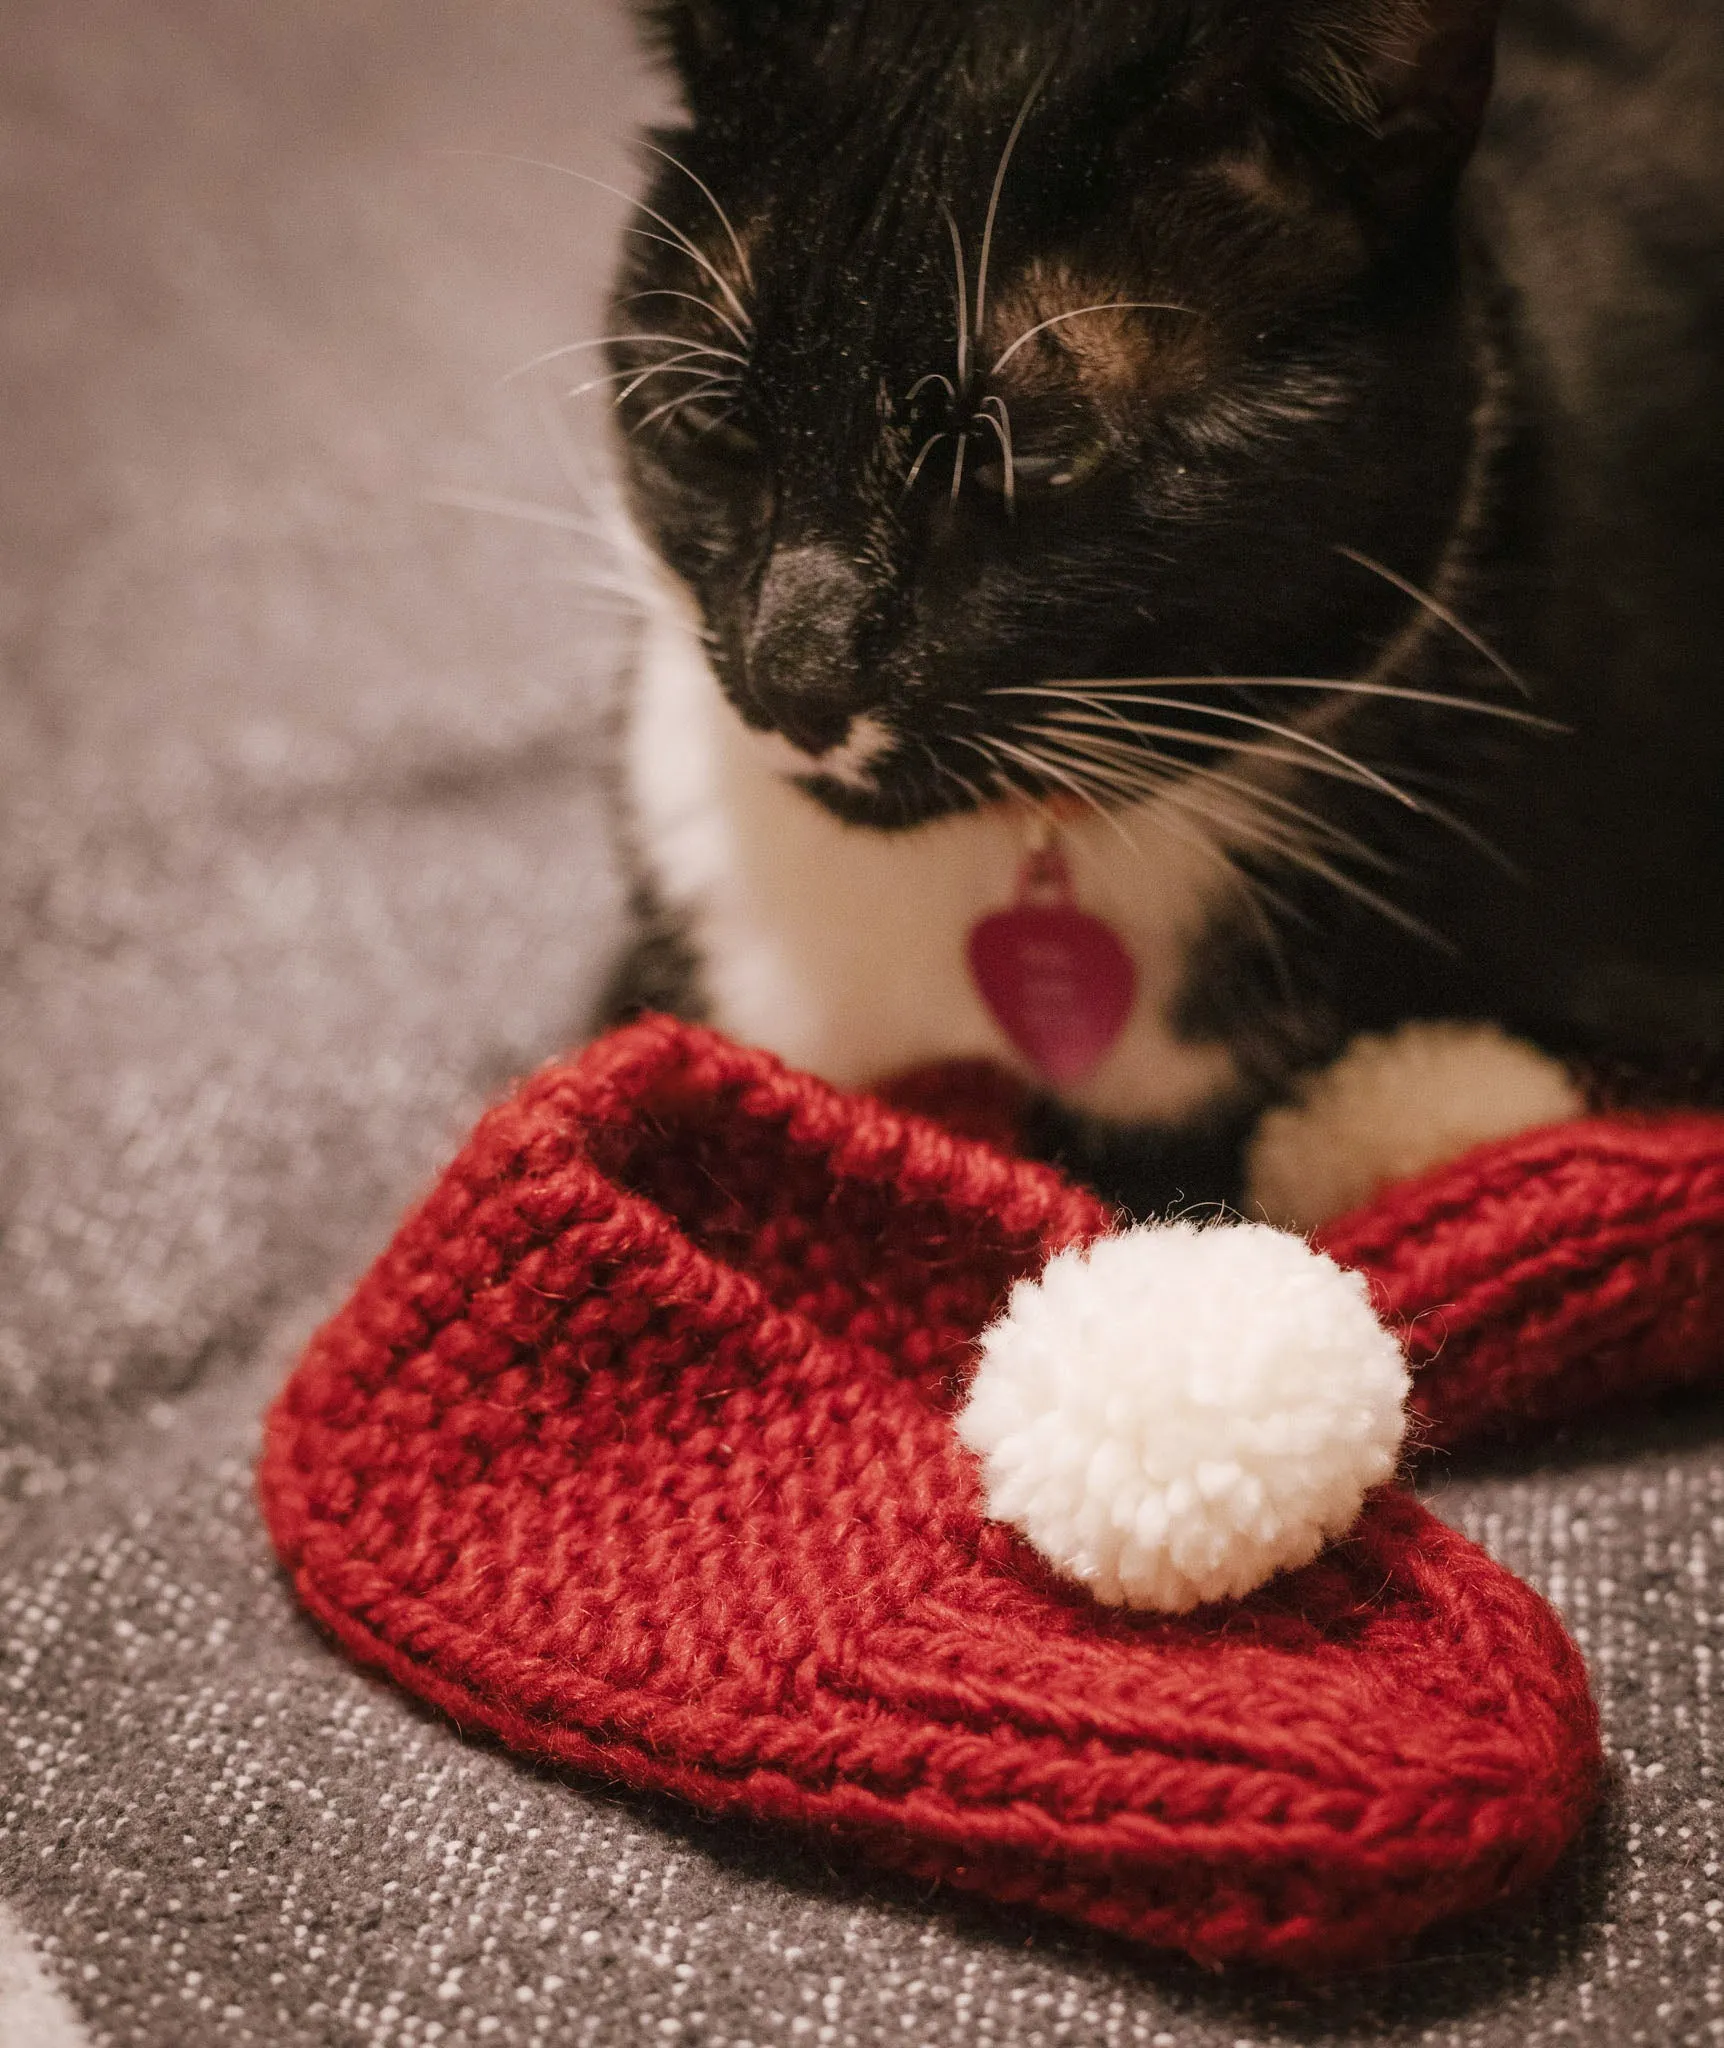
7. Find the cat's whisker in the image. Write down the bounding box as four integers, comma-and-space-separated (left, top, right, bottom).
565, 356, 730, 402
992, 686, 1420, 807
631, 378, 735, 438
1159, 780, 1437, 941
1155, 772, 1434, 943
1010, 685, 1524, 870
625, 223, 743, 291
914, 737, 991, 817
937, 199, 971, 391
901, 431, 950, 503
941, 731, 1002, 796
1232, 674, 1553, 728
689, 404, 743, 447
947, 730, 1078, 832
1020, 725, 1243, 831
622, 287, 753, 352
955, 721, 1175, 859
447, 150, 752, 331
979, 733, 1145, 853
974, 60, 1055, 346
565, 365, 652, 401
1127, 774, 1307, 958
1005, 695, 1403, 800
1166, 800, 1302, 988
422, 486, 608, 541
500, 333, 746, 387
995, 692, 1408, 811
1002, 675, 1558, 731
542, 571, 646, 606
532, 393, 667, 583
1261, 675, 1555, 730
994, 731, 1281, 899
966, 723, 1306, 955
947, 733, 1077, 847
1007, 689, 1280, 763
1029, 722, 1401, 875
534, 576, 645, 615
905, 372, 956, 407
613, 355, 738, 409
1006, 734, 1183, 834
1187, 776, 1397, 880
421, 490, 648, 607
530, 386, 632, 517
1036, 716, 1347, 830
1184, 758, 1401, 875
638, 139, 755, 297
977, 396, 1016, 514
1337, 546, 1531, 698
1322, 753, 1526, 872
1025, 730, 1430, 941
990, 301, 1197, 374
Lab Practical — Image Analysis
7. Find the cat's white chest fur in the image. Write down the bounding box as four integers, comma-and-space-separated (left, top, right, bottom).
625, 583, 1240, 1123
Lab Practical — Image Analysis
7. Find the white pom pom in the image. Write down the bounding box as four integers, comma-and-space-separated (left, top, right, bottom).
1245, 1021, 1583, 1231
955, 1222, 1409, 1612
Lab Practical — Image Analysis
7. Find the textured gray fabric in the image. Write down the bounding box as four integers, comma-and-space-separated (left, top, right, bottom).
2, 2, 1721, 2042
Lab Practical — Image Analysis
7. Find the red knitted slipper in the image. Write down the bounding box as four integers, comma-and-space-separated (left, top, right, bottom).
261, 1017, 1601, 1972
1319, 1115, 1724, 1449
875, 1062, 1724, 1455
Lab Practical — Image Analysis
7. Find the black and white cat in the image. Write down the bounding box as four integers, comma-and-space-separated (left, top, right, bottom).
599, 0, 1723, 1210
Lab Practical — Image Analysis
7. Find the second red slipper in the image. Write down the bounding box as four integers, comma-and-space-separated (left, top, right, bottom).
1321, 1113, 1724, 1448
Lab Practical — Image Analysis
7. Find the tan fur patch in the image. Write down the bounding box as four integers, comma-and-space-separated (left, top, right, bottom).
984, 263, 1211, 405
1210, 143, 1313, 218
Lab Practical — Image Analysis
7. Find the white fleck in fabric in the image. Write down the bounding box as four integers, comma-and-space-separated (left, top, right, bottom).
0, 1903, 90, 2048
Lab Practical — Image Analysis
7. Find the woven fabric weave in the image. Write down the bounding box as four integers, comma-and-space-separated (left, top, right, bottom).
260, 1017, 1612, 1972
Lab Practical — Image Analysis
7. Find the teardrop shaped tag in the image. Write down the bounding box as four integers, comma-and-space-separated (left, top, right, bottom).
967, 840, 1136, 1087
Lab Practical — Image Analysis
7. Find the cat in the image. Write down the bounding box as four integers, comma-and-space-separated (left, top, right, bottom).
597, 0, 1724, 1212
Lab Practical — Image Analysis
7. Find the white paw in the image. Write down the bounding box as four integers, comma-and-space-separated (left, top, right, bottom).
1245, 1021, 1584, 1231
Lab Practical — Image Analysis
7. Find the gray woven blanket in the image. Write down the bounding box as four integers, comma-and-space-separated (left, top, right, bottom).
2, 3, 1718, 2042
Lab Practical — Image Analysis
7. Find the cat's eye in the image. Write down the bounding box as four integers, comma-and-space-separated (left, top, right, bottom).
631, 386, 761, 468
972, 438, 1108, 501
668, 400, 760, 462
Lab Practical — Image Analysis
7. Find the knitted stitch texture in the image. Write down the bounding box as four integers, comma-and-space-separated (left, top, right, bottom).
261, 1017, 1611, 1971
1318, 1115, 1724, 1449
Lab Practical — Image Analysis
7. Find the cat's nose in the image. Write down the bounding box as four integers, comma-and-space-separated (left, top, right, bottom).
741, 544, 865, 756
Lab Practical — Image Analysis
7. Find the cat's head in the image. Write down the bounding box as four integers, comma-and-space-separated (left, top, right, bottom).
610, 0, 1505, 829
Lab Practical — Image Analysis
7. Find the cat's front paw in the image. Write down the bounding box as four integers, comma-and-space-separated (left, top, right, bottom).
1245, 1021, 1584, 1230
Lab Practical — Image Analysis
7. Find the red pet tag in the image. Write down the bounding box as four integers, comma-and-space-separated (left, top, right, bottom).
967, 833, 1136, 1086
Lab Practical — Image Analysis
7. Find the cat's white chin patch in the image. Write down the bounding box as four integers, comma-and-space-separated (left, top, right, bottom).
744, 714, 896, 792
956, 1221, 1410, 1613
625, 576, 1241, 1123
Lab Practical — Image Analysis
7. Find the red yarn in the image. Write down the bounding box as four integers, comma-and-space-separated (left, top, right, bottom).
872, 1056, 1033, 1152
261, 1017, 1603, 1972
1320, 1114, 1724, 1449
878, 1059, 1724, 1453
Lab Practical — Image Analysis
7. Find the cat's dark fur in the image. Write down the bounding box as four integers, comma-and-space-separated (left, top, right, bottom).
601, 0, 1723, 1210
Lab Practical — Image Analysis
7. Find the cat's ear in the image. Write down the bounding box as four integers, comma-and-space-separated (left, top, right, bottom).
1275, 0, 1505, 229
